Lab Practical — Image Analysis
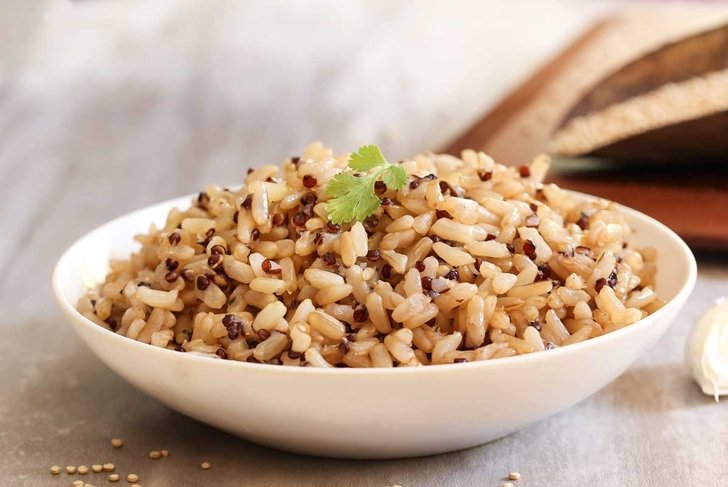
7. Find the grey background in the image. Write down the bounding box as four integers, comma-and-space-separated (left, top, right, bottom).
1, 1, 727, 485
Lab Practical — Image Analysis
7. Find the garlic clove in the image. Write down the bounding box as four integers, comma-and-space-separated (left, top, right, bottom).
686, 297, 728, 401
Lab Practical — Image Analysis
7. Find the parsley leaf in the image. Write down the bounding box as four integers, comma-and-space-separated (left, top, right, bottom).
326, 177, 382, 224
348, 144, 388, 171
326, 171, 359, 198
325, 145, 407, 224
381, 164, 407, 190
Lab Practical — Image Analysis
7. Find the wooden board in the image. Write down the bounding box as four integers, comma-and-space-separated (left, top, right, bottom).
444, 15, 728, 250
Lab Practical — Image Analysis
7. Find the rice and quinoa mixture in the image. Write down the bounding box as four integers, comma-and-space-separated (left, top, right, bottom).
77, 143, 663, 367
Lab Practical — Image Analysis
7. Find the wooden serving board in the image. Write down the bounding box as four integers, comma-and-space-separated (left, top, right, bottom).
444, 14, 728, 250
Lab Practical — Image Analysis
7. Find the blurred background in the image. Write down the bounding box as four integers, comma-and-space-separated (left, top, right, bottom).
1, 1, 726, 256
1, 1, 727, 485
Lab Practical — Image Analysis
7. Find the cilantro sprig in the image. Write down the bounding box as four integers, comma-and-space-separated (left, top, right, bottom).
325, 145, 407, 224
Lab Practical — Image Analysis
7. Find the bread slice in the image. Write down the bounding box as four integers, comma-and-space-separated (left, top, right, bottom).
551, 24, 728, 160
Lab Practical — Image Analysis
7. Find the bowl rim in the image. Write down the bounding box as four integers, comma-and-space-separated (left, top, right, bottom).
52, 189, 697, 376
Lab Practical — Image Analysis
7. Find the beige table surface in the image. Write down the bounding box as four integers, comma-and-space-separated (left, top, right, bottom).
2, 1, 728, 486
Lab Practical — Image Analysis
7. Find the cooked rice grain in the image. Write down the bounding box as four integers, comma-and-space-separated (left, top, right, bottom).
79, 143, 662, 367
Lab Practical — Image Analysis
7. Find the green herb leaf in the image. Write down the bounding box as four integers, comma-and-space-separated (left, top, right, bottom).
326, 175, 382, 224
326, 171, 359, 198
348, 144, 388, 171
381, 165, 407, 190
325, 144, 408, 224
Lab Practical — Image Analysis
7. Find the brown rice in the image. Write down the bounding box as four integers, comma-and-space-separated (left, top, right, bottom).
77, 143, 663, 367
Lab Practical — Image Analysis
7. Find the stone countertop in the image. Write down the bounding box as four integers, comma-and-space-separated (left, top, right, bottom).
2, 1, 727, 486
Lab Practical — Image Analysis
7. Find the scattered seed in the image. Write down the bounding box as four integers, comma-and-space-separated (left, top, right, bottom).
421, 276, 433, 291
535, 264, 551, 281
73, 481, 85, 486
216, 348, 228, 359
353, 307, 369, 322
444, 269, 459, 281
522, 240, 537, 260
207, 254, 222, 269
201, 462, 212, 470
168, 232, 181, 245
363, 215, 379, 230
161, 450, 169, 457
149, 450, 162, 459
595, 277, 607, 293
50, 466, 61, 475
103, 463, 115, 473
518, 165, 530, 177
508, 472, 521, 481
607, 270, 618, 288
92, 465, 102, 473
111, 438, 124, 448
292, 212, 307, 226
78, 465, 89, 475
365, 250, 380, 262
409, 180, 420, 190
271, 213, 285, 226
478, 170, 492, 181
222, 314, 237, 327
301, 203, 315, 218
302, 174, 317, 188
108, 473, 120, 482
66, 466, 76, 474
301, 191, 317, 206
127, 473, 139, 483
196, 275, 210, 290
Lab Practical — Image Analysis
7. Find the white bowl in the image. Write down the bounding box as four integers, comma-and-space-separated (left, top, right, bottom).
52, 191, 696, 459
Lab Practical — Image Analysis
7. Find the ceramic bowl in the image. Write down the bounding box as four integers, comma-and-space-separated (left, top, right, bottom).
52, 191, 696, 459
